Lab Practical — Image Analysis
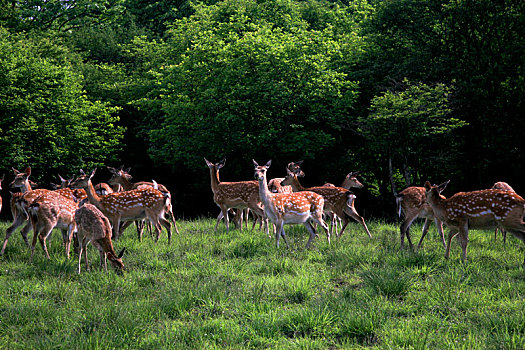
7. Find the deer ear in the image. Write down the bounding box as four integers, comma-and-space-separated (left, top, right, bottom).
107, 166, 116, 174
117, 247, 126, 259
12, 167, 20, 175
438, 180, 450, 193
424, 181, 432, 191
79, 169, 86, 175
125, 167, 131, 173
90, 169, 97, 179
24, 167, 31, 176
252, 159, 259, 167
204, 158, 213, 168
265, 160, 272, 168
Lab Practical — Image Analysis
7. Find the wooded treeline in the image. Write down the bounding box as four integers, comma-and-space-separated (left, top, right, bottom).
1, 0, 524, 218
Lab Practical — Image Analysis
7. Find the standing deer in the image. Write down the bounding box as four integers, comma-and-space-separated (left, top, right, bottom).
1, 167, 50, 256
424, 181, 525, 264
25, 192, 78, 261
107, 166, 180, 235
395, 181, 449, 251
205, 158, 267, 235
491, 181, 517, 244
253, 160, 329, 248
75, 203, 125, 274
327, 171, 365, 235
281, 168, 372, 239
70, 169, 171, 243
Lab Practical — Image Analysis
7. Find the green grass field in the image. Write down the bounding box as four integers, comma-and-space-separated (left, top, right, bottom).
1, 218, 525, 349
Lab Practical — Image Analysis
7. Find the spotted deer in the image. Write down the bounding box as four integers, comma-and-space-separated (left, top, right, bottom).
107, 166, 179, 235
281, 168, 372, 239
25, 191, 78, 261
0, 167, 51, 256
424, 181, 525, 264
75, 203, 125, 274
395, 181, 449, 251
205, 158, 267, 235
328, 171, 365, 236
70, 169, 171, 243
253, 160, 329, 248
491, 181, 517, 244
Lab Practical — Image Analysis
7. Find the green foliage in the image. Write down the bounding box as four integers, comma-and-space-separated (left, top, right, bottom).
0, 28, 124, 180
133, 0, 362, 169
359, 80, 466, 186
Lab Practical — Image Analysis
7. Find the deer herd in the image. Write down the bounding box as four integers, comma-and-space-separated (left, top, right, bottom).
0, 159, 525, 273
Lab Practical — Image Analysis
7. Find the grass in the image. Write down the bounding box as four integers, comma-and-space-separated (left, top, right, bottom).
1, 218, 525, 349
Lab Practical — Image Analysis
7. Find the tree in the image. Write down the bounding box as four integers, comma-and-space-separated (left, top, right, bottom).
0, 28, 124, 182
358, 80, 465, 194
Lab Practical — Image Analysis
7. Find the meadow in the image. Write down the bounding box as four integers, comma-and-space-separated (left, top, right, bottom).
1, 219, 524, 349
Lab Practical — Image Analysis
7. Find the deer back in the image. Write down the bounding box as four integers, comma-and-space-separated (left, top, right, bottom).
215, 180, 260, 206
98, 188, 167, 218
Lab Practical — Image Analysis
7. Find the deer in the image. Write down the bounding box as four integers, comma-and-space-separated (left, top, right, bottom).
281, 166, 372, 239
107, 166, 180, 236
75, 203, 125, 274
253, 160, 329, 248
424, 181, 525, 264
395, 181, 449, 251
70, 169, 172, 243
326, 171, 365, 236
0, 167, 51, 256
204, 158, 268, 236
24, 191, 78, 261
491, 181, 517, 244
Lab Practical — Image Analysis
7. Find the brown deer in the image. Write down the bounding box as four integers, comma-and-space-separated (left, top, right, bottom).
491, 181, 517, 244
0, 167, 51, 256
424, 181, 525, 264
25, 191, 78, 261
281, 168, 372, 239
205, 158, 267, 235
75, 203, 125, 274
107, 166, 179, 235
327, 171, 365, 235
395, 181, 449, 251
70, 169, 171, 243
253, 160, 329, 248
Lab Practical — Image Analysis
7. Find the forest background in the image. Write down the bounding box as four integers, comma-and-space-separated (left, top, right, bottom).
1, 0, 524, 220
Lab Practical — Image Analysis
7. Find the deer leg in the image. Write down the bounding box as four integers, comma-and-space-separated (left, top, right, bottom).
168, 209, 180, 235
0, 215, 26, 255
416, 219, 432, 251
343, 206, 372, 238
77, 240, 84, 274
503, 228, 507, 245
214, 211, 223, 232
400, 214, 417, 250
29, 224, 40, 262
275, 221, 284, 248
444, 229, 459, 260
435, 218, 446, 248
304, 221, 318, 249
279, 226, 290, 249
458, 225, 469, 263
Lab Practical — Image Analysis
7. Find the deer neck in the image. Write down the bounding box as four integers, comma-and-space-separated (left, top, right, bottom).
119, 176, 133, 191
20, 180, 32, 193
426, 191, 447, 221
256, 173, 273, 209
289, 175, 306, 192
96, 237, 116, 256
84, 180, 105, 212
209, 167, 220, 194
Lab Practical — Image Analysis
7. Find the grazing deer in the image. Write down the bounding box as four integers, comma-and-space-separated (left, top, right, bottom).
70, 169, 171, 243
75, 203, 125, 274
395, 182, 449, 251
107, 166, 180, 235
424, 181, 525, 264
204, 158, 267, 235
491, 181, 517, 244
25, 191, 78, 261
281, 169, 372, 239
0, 167, 51, 256
253, 160, 329, 248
